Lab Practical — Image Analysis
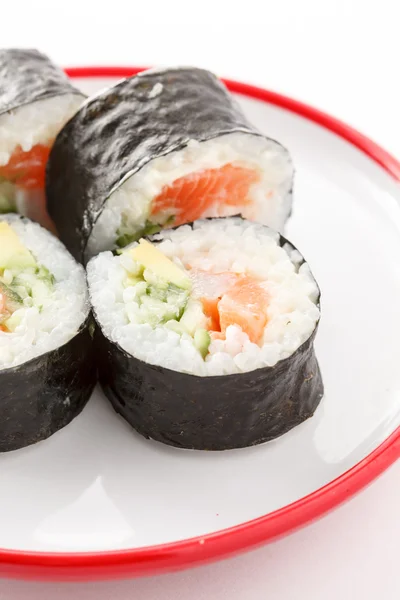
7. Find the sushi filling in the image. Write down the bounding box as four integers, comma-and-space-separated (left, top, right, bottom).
87, 133, 293, 256
0, 94, 83, 229
88, 218, 320, 376
0, 215, 88, 369
0, 261, 55, 334
115, 163, 261, 248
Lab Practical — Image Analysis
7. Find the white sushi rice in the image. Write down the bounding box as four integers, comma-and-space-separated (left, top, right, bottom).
0, 93, 84, 166
0, 215, 89, 369
86, 132, 293, 259
88, 218, 320, 376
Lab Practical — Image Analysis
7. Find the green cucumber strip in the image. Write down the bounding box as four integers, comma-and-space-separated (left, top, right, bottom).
116, 216, 176, 249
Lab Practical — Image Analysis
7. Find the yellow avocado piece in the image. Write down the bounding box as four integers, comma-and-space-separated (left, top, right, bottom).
0, 222, 37, 270
127, 239, 190, 290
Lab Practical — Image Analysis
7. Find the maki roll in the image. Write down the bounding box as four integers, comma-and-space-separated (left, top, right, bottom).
0, 215, 95, 452
47, 67, 294, 263
87, 217, 323, 451
0, 49, 85, 230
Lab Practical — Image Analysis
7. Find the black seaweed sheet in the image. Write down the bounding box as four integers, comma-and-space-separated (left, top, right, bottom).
93, 223, 323, 451
0, 48, 84, 117
46, 67, 293, 263
0, 316, 96, 452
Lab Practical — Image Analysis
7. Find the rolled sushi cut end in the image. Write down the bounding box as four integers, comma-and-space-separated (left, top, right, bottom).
46, 67, 293, 263
0, 49, 85, 230
88, 217, 320, 376
88, 217, 324, 450
88, 132, 293, 257
0, 214, 95, 451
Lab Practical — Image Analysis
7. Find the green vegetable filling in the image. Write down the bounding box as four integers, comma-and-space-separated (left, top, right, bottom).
0, 222, 55, 331
122, 239, 211, 358
116, 216, 175, 249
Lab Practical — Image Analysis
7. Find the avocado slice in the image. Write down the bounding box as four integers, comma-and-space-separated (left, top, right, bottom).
0, 222, 37, 271
126, 239, 191, 291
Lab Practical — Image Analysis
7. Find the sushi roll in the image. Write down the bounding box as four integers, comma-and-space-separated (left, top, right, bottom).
87, 217, 323, 451
0, 214, 95, 452
0, 49, 85, 230
46, 67, 294, 263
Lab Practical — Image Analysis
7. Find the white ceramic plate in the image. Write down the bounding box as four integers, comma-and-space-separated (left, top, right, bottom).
0, 67, 399, 581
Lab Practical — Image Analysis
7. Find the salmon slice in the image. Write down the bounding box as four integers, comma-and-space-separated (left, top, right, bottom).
201, 297, 221, 331
189, 269, 268, 342
218, 276, 269, 344
190, 269, 239, 331
0, 144, 57, 232
0, 144, 51, 190
151, 163, 260, 227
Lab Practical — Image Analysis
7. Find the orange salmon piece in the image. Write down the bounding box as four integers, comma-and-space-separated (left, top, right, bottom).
0, 144, 51, 190
218, 276, 269, 344
151, 163, 260, 227
201, 297, 221, 332
189, 268, 239, 332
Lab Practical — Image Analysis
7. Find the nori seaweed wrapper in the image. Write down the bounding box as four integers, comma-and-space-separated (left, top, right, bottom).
0, 315, 96, 453
46, 67, 293, 263
0, 48, 84, 117
92, 221, 323, 451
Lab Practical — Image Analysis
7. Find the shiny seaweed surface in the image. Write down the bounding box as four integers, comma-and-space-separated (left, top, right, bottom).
46, 67, 292, 263
0, 48, 84, 116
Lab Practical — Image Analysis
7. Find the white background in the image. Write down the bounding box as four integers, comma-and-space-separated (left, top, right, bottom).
1, 1, 399, 598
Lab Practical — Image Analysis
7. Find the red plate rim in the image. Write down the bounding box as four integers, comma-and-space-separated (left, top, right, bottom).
1, 65, 399, 581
